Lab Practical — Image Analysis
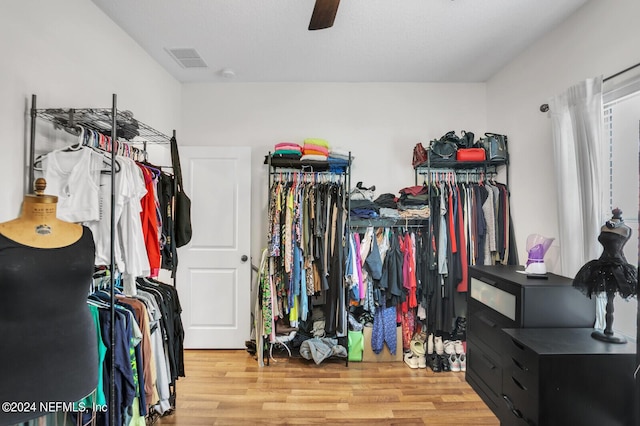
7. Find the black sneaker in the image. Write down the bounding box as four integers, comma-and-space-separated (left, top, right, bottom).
439, 354, 451, 372
428, 354, 441, 372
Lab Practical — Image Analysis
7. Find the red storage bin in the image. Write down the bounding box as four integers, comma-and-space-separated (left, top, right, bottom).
456, 148, 486, 161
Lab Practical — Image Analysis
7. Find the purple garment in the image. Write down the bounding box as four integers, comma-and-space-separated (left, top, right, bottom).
353, 233, 365, 300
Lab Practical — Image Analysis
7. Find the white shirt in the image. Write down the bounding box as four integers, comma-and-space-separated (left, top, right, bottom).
117, 157, 150, 279
41, 147, 102, 222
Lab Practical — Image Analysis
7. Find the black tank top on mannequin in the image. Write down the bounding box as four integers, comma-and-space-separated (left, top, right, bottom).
0, 226, 98, 425
573, 231, 638, 299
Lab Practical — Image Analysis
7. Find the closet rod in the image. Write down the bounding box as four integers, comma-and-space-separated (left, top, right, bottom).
539, 61, 640, 112
351, 224, 427, 229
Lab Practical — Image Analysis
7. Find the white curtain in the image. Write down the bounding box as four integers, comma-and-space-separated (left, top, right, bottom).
548, 77, 605, 328
549, 77, 604, 275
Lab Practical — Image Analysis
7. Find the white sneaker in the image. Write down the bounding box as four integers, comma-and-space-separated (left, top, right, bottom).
443, 340, 456, 355
404, 352, 419, 369
458, 353, 467, 372
417, 355, 427, 369
454, 340, 464, 355
410, 338, 426, 357
449, 354, 461, 372
434, 336, 444, 355
427, 334, 434, 354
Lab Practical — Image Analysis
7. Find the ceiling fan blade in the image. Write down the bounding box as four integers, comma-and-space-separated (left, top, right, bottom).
308, 0, 340, 31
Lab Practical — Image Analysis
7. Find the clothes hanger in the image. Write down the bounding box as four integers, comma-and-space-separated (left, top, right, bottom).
87, 298, 111, 310
33, 143, 88, 171
141, 163, 162, 179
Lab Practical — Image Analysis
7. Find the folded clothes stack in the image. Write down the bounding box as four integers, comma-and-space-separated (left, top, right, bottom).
301, 138, 330, 161
397, 186, 430, 218
374, 193, 398, 209
271, 142, 302, 159
327, 147, 352, 173
350, 200, 380, 219
329, 148, 351, 161
349, 182, 378, 218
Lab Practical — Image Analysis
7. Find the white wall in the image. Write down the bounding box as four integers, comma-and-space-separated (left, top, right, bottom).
0, 0, 181, 222
181, 82, 488, 265
486, 0, 640, 270
487, 0, 640, 337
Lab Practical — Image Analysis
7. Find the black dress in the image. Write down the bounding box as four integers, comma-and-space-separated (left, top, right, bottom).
0, 227, 98, 425
573, 231, 638, 299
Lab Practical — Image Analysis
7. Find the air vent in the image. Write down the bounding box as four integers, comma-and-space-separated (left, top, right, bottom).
166, 48, 208, 68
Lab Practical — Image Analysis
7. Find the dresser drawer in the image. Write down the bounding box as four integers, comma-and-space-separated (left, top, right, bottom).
469, 299, 515, 353
470, 277, 518, 321
467, 342, 502, 396
501, 393, 537, 426
502, 374, 538, 426
505, 335, 539, 377
504, 363, 537, 399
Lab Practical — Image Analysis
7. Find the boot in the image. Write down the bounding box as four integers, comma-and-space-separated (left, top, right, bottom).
453, 317, 467, 341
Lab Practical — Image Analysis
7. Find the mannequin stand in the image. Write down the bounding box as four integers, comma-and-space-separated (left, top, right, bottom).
591, 291, 627, 344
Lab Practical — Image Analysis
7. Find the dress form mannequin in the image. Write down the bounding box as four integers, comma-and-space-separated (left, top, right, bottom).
0, 178, 83, 248
573, 208, 638, 343
0, 178, 98, 425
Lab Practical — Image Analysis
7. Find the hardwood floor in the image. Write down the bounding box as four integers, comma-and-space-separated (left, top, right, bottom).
156, 349, 499, 425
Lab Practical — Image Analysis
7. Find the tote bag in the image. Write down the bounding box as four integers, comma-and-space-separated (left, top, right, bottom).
170, 136, 193, 247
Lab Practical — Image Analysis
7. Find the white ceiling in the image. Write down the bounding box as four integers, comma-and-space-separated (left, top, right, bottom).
90, 0, 589, 83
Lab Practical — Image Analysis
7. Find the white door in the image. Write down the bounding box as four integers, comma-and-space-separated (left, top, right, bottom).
177, 146, 251, 349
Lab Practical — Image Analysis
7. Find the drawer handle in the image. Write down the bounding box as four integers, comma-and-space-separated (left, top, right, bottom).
511, 376, 528, 391
511, 338, 526, 351
512, 357, 529, 372
478, 315, 497, 328
502, 395, 523, 418
504, 395, 536, 426
480, 354, 496, 370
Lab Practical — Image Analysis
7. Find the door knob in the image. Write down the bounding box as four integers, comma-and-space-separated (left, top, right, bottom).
241, 255, 248, 262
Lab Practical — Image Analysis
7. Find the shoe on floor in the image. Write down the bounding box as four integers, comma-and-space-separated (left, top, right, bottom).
459, 353, 467, 372
439, 354, 451, 372
448, 354, 461, 372
418, 355, 427, 369
443, 340, 456, 355
434, 336, 444, 355
427, 354, 441, 372
404, 352, 420, 369
410, 338, 426, 357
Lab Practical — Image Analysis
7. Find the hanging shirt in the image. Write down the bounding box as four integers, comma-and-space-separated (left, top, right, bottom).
41, 146, 103, 222
84, 156, 126, 270
438, 184, 449, 275
118, 157, 150, 280
138, 164, 161, 278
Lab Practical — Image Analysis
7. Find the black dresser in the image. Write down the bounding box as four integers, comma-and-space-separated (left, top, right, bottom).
502, 328, 636, 426
466, 265, 596, 423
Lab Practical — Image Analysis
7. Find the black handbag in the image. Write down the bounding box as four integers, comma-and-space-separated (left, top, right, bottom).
170, 136, 193, 247
480, 132, 508, 162
430, 133, 458, 161
460, 130, 475, 148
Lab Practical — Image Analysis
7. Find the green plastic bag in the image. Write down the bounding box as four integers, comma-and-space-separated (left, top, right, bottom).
348, 330, 364, 362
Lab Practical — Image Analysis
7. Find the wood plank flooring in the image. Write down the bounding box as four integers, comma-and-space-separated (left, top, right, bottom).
156, 350, 499, 425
